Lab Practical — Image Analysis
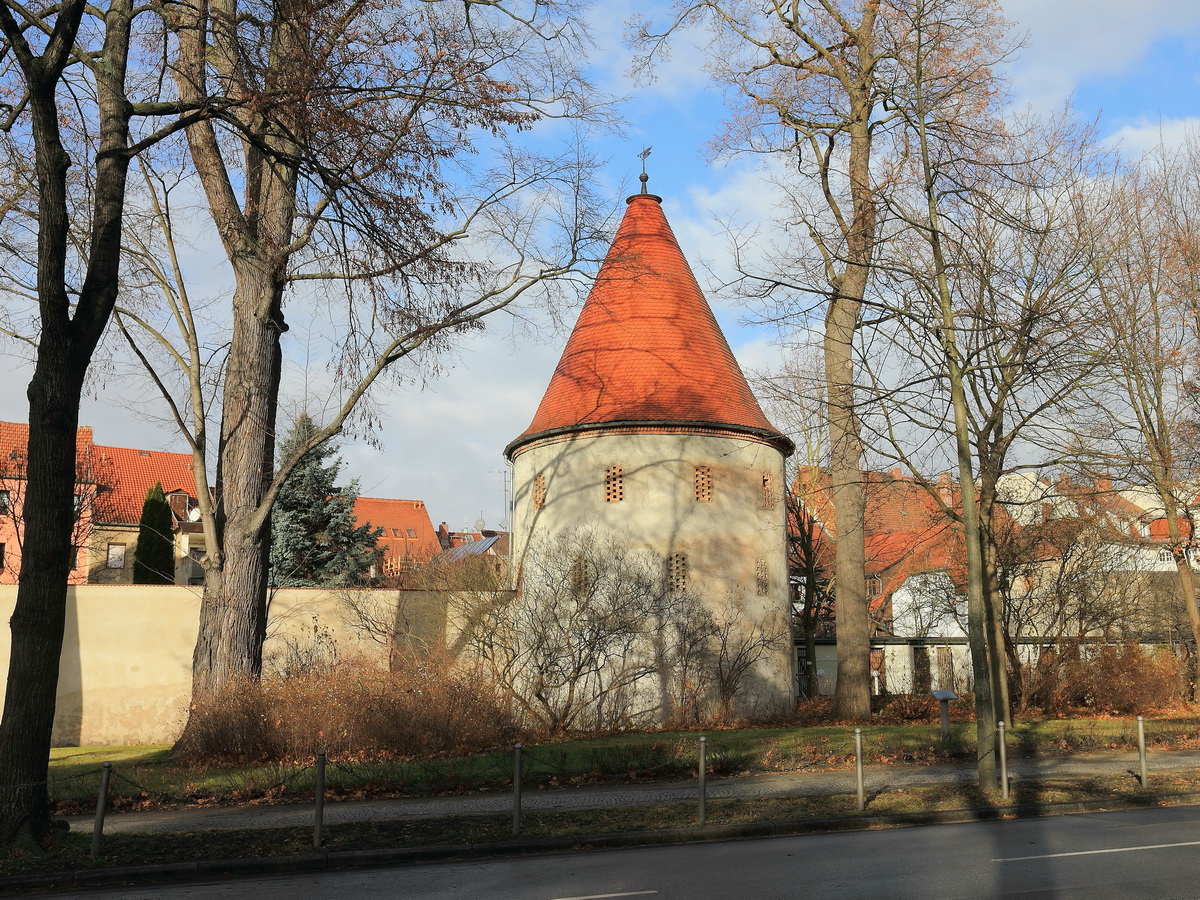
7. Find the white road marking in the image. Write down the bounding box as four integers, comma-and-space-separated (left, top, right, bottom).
995, 839, 1200, 862
549, 892, 658, 900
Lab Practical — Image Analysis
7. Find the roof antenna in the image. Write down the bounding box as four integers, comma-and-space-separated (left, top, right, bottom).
638, 146, 651, 193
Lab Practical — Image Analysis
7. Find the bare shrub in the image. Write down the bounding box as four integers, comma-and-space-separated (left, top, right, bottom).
460, 524, 669, 734
174, 655, 517, 763
1032, 643, 1187, 715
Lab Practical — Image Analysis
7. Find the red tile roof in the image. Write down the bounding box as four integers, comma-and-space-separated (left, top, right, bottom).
90, 444, 198, 525
796, 468, 968, 600
353, 497, 440, 571
507, 192, 791, 457
0, 421, 95, 478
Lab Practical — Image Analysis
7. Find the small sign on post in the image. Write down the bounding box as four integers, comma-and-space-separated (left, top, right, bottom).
931, 689, 957, 742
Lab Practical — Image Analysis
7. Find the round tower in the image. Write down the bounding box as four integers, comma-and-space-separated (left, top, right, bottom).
504, 184, 796, 719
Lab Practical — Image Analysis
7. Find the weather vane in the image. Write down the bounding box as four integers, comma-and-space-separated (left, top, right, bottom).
639, 146, 652, 192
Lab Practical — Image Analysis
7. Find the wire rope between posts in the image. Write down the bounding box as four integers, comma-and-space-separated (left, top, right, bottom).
110, 770, 174, 805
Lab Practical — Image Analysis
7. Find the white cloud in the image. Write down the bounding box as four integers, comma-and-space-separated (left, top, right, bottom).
1002, 0, 1200, 111
1105, 116, 1200, 155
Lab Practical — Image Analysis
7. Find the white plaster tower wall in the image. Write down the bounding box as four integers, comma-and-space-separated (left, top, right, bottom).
505, 183, 796, 720
510, 428, 793, 715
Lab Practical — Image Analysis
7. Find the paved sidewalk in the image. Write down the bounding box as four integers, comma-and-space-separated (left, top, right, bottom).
61, 749, 1200, 836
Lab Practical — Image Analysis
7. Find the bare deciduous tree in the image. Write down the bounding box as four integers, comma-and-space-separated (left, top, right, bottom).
0, 0, 210, 845
114, 0, 607, 719
460, 525, 669, 733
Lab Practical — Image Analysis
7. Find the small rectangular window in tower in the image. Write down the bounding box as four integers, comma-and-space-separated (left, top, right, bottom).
569, 556, 591, 595
761, 473, 775, 508
667, 553, 688, 593
605, 466, 624, 503
694, 465, 713, 502
756, 558, 769, 596
533, 473, 546, 509
0, 489, 9, 513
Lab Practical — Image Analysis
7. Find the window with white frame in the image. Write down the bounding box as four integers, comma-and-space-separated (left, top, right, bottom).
106, 543, 126, 569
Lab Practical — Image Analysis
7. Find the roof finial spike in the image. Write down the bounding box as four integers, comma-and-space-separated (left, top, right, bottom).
638, 145, 652, 193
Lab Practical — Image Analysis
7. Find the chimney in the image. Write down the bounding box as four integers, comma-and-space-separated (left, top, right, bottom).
937, 472, 953, 505
890, 467, 902, 480
437, 521, 450, 549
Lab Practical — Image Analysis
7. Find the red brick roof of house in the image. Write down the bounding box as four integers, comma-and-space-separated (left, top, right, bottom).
0, 423, 198, 525
353, 497, 440, 572
90, 444, 198, 525
0, 421, 96, 478
796, 467, 967, 602
507, 189, 792, 457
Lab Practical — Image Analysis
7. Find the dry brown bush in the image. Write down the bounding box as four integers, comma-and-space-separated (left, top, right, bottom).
174, 654, 520, 763
1031, 643, 1187, 716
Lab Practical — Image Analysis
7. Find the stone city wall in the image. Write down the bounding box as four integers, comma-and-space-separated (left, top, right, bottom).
0, 585, 435, 746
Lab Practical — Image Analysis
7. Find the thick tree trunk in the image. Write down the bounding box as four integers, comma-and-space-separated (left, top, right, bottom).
0, 360, 86, 846
171, 1, 301, 709
827, 93, 876, 721
0, 0, 134, 845
189, 264, 285, 698
825, 310, 871, 719
977, 483, 1012, 721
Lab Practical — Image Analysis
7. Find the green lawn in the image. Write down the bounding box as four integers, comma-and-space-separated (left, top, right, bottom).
45, 714, 1200, 814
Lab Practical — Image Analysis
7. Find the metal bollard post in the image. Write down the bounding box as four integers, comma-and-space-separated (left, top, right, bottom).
998, 721, 1009, 801
89, 761, 112, 858
512, 743, 523, 837
313, 749, 326, 850
698, 736, 707, 825
1138, 716, 1149, 789
855, 728, 864, 812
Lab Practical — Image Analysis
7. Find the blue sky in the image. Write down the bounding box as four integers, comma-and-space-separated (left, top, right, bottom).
4, 0, 1200, 533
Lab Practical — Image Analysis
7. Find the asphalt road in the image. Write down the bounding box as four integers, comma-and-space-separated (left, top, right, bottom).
44, 805, 1200, 899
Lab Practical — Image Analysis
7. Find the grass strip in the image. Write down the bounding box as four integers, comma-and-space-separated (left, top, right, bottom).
45, 716, 1200, 813
10, 768, 1200, 881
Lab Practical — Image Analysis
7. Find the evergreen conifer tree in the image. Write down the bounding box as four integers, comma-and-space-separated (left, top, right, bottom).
132, 482, 175, 585
270, 415, 384, 587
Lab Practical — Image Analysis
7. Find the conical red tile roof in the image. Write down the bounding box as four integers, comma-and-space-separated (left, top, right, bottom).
507, 191, 792, 457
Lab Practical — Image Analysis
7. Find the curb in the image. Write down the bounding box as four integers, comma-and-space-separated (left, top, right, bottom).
6, 789, 1200, 893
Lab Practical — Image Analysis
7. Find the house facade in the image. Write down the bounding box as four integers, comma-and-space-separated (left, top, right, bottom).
795, 466, 1200, 696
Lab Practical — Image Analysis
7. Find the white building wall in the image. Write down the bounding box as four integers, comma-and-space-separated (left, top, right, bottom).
511, 428, 794, 716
